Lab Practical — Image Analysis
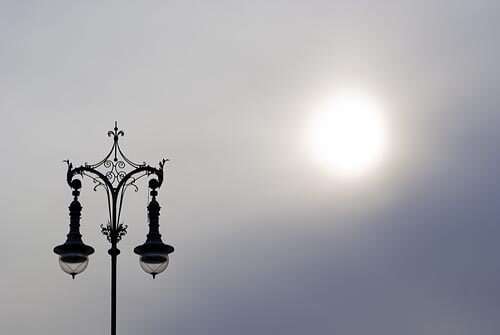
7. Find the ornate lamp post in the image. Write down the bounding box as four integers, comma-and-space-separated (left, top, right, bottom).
54, 122, 174, 335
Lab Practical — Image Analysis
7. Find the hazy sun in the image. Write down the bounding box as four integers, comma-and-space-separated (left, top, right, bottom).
308, 92, 388, 176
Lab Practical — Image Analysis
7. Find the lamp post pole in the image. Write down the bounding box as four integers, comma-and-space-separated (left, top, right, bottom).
54, 122, 174, 335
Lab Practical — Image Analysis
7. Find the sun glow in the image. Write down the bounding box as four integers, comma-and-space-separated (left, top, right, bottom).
308, 93, 388, 176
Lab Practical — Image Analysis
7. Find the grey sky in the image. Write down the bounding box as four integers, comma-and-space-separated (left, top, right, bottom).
1, 1, 500, 334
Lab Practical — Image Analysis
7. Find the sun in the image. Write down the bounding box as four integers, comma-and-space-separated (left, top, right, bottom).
308, 93, 388, 176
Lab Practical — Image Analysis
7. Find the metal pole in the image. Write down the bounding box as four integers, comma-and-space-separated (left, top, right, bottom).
109, 245, 119, 335
110, 190, 119, 335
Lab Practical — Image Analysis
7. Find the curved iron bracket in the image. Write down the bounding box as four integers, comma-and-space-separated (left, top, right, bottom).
64, 122, 168, 245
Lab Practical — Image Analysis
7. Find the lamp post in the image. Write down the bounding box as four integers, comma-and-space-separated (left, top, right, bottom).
54, 122, 174, 335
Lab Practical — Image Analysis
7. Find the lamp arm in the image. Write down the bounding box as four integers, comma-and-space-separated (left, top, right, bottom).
116, 163, 165, 193
66, 162, 115, 191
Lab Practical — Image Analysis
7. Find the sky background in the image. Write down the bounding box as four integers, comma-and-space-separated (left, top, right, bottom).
1, 1, 500, 334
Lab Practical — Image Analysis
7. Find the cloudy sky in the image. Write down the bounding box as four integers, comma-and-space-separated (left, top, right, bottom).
2, 1, 500, 334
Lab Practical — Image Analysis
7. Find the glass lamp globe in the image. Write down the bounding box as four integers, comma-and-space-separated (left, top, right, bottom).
58, 253, 90, 279
139, 253, 169, 279
54, 241, 94, 279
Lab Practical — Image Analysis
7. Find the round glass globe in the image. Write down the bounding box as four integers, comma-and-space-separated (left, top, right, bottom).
140, 254, 169, 278
59, 254, 89, 279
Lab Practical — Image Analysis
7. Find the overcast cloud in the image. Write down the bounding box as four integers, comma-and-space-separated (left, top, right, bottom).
1, 1, 500, 334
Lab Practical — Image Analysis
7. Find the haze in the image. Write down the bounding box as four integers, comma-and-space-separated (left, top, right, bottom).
1, 1, 500, 334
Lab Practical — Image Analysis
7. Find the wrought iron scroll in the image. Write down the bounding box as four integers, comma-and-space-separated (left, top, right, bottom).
84, 121, 147, 187
64, 122, 168, 244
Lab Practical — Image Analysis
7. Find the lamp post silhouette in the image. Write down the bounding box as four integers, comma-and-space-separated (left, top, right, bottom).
54, 123, 174, 335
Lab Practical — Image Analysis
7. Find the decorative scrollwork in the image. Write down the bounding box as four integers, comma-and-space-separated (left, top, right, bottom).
82, 170, 108, 192
101, 222, 128, 243
116, 223, 128, 242
100, 223, 112, 242
84, 122, 146, 187
100, 160, 128, 185
65, 122, 168, 246
125, 172, 149, 192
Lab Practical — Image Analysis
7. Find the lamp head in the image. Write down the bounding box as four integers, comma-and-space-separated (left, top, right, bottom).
54, 186, 94, 279
54, 240, 94, 279
134, 241, 174, 278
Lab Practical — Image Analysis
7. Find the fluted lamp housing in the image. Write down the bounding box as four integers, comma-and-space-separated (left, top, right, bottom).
54, 180, 94, 279
134, 180, 174, 278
